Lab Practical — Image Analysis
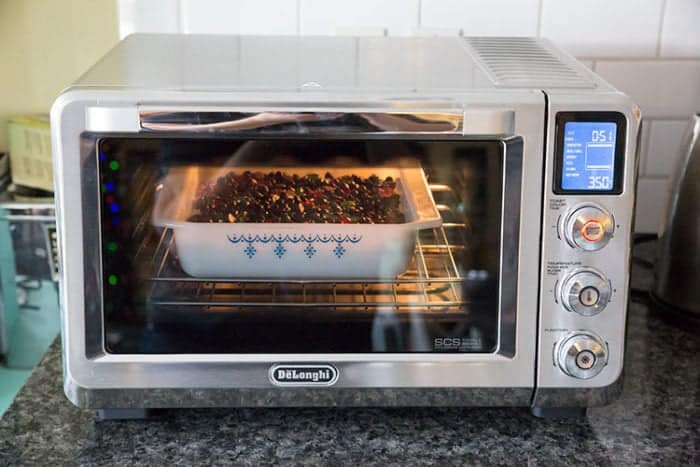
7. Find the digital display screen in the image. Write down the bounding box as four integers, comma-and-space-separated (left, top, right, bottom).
560, 121, 617, 191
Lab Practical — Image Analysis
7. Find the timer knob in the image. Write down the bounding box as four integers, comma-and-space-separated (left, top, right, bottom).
556, 332, 608, 379
563, 204, 614, 251
559, 268, 611, 316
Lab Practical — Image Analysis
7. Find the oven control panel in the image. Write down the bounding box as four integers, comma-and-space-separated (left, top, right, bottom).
538, 107, 637, 390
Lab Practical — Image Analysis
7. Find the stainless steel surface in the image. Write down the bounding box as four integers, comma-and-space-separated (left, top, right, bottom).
140, 111, 465, 134
654, 114, 700, 314
59, 130, 536, 399
559, 267, 611, 316
555, 331, 608, 379
86, 106, 517, 135
70, 35, 609, 94
464, 37, 595, 89
51, 34, 639, 409
562, 204, 614, 251
537, 96, 640, 394
85, 107, 140, 132
65, 384, 534, 409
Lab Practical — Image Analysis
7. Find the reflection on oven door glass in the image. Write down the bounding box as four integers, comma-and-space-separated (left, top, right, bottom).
96, 138, 505, 354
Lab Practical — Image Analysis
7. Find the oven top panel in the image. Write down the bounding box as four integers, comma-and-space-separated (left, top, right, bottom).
72, 35, 601, 94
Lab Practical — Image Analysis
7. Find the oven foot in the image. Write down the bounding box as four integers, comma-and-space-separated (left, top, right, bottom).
96, 408, 153, 420
530, 407, 587, 418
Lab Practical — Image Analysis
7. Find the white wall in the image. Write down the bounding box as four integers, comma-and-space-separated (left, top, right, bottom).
117, 0, 700, 233
0, 0, 118, 152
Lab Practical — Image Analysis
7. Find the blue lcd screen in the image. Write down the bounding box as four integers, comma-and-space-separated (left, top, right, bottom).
561, 121, 617, 191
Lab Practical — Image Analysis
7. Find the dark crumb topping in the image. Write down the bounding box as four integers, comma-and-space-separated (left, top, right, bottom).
187, 171, 405, 224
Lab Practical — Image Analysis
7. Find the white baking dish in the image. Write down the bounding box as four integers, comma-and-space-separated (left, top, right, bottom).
153, 166, 442, 279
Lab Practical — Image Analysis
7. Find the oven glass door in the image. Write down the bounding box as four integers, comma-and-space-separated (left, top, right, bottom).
90, 136, 521, 354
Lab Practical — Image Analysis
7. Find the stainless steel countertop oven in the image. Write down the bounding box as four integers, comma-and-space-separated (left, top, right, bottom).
51, 35, 640, 418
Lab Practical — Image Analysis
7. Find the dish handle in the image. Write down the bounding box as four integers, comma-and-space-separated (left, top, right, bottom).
400, 168, 443, 229
152, 177, 185, 228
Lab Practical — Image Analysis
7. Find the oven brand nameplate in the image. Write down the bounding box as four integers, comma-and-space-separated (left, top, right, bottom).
269, 364, 339, 387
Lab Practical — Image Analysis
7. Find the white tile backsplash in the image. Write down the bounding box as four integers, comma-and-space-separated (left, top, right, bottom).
644, 119, 689, 177
420, 0, 539, 36
660, 0, 700, 58
596, 60, 700, 118
299, 0, 419, 36
117, 0, 180, 39
635, 178, 670, 233
540, 0, 664, 58
180, 0, 297, 35
115, 0, 700, 232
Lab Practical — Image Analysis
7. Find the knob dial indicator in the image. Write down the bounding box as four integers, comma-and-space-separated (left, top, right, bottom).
556, 332, 608, 379
578, 286, 600, 307
559, 268, 611, 316
563, 205, 614, 251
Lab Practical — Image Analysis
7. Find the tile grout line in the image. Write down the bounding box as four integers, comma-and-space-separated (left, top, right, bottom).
656, 0, 669, 57
417, 0, 422, 29
177, 0, 185, 33
296, 0, 301, 36
535, 0, 544, 37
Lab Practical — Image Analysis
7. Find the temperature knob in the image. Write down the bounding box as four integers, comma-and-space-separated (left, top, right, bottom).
556, 332, 608, 379
559, 268, 611, 316
563, 205, 614, 251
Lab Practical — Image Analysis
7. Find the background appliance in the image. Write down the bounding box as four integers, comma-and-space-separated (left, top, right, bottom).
654, 114, 700, 315
0, 192, 58, 368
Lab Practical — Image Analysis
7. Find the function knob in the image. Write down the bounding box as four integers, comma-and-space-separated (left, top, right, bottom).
556, 332, 608, 379
562, 205, 614, 251
559, 268, 611, 316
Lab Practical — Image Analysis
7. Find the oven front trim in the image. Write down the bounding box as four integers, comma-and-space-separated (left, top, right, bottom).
52, 90, 544, 403
88, 135, 520, 357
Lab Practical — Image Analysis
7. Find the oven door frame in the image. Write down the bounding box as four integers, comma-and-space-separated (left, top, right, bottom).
52, 90, 546, 408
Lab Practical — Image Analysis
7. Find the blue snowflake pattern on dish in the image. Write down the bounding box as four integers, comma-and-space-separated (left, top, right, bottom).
333, 243, 346, 258
243, 243, 256, 258
273, 242, 287, 258
304, 243, 317, 258
227, 233, 361, 260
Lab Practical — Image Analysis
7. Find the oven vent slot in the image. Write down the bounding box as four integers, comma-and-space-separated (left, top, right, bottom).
464, 37, 594, 89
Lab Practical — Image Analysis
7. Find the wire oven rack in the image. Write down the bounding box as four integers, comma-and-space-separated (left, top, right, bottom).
142, 184, 470, 314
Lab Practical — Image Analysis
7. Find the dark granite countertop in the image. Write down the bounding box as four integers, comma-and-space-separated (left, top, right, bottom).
1, 241, 698, 466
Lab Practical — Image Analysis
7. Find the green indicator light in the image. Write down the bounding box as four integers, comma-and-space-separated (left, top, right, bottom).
109, 160, 120, 171
107, 242, 118, 253
101, 183, 106, 193
108, 274, 118, 286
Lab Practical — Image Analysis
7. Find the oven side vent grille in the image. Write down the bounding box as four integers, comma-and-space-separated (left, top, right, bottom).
464, 37, 595, 89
